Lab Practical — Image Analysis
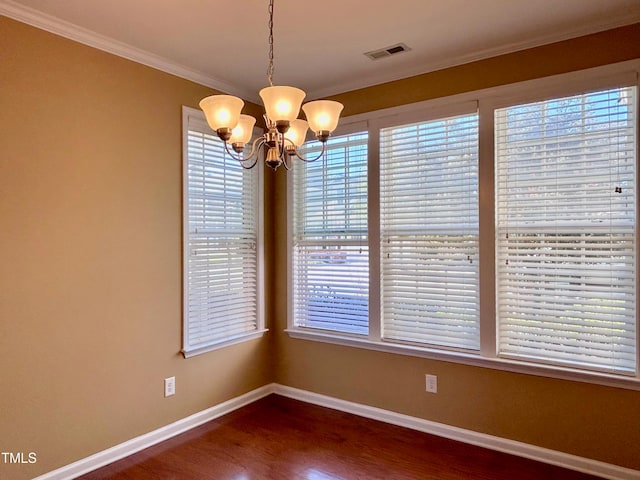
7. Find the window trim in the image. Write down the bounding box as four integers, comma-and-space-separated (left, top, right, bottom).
286, 60, 640, 390
182, 106, 266, 358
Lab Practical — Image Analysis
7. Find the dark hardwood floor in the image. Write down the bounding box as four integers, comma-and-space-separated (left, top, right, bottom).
77, 394, 602, 479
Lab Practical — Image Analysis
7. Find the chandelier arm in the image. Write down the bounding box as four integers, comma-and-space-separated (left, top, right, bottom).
276, 132, 291, 170
222, 137, 264, 167
239, 156, 260, 170
283, 137, 327, 163
243, 136, 266, 161
281, 155, 291, 171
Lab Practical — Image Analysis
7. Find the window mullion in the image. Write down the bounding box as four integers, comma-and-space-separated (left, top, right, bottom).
478, 100, 497, 359
368, 119, 382, 342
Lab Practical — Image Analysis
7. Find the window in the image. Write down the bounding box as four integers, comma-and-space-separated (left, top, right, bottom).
292, 131, 369, 334
495, 87, 637, 374
380, 113, 479, 350
182, 107, 264, 357
288, 64, 639, 387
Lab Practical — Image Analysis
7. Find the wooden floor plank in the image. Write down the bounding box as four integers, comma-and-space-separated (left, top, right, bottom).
77, 394, 602, 479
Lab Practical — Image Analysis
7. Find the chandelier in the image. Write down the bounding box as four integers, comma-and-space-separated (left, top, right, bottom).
199, 0, 344, 171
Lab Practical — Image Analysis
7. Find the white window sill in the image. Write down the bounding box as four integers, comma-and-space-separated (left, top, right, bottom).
182, 329, 269, 358
285, 328, 640, 391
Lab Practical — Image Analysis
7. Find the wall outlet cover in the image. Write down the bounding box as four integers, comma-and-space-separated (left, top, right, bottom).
164, 376, 176, 397
425, 374, 438, 393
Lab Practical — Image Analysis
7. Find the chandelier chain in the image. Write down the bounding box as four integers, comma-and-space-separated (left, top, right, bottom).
267, 0, 275, 86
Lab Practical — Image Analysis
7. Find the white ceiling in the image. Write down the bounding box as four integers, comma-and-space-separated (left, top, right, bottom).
2, 0, 640, 103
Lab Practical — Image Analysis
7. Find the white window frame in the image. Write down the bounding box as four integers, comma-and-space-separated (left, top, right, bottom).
291, 127, 370, 335
493, 88, 637, 375
182, 106, 266, 358
287, 121, 370, 336
380, 107, 479, 351
286, 60, 640, 390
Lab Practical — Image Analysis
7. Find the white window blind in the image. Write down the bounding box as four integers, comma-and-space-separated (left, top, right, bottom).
293, 132, 369, 334
183, 113, 260, 356
380, 113, 480, 350
495, 86, 637, 374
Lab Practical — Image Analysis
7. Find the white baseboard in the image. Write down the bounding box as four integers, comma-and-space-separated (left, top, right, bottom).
273, 384, 640, 480
35, 383, 640, 480
33, 384, 276, 480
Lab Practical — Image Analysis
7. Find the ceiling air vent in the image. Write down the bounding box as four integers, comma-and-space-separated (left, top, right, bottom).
364, 43, 411, 61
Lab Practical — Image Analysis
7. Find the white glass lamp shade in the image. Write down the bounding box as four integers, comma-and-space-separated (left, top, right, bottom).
286, 119, 309, 147
228, 114, 256, 144
302, 100, 344, 133
259, 86, 306, 123
199, 95, 244, 131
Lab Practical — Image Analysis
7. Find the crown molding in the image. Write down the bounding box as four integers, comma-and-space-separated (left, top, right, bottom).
0, 0, 259, 102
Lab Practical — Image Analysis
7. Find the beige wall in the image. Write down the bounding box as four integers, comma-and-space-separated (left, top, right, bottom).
0, 16, 271, 480
273, 24, 640, 471
2, 13, 640, 479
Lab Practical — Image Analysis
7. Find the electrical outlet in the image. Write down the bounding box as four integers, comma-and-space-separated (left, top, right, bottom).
425, 374, 438, 393
164, 376, 175, 397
